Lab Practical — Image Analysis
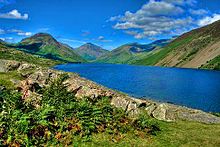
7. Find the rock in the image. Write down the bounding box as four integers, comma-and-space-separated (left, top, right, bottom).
17, 63, 36, 71
0, 59, 35, 72
145, 103, 157, 116
27, 69, 62, 87
6, 61, 21, 71
151, 104, 172, 122
0, 60, 20, 72
2, 59, 220, 124
0, 60, 7, 72
111, 96, 130, 110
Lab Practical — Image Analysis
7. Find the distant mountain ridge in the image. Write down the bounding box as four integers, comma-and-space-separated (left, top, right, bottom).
95, 39, 171, 64
74, 43, 109, 61
15, 33, 85, 63
132, 20, 220, 70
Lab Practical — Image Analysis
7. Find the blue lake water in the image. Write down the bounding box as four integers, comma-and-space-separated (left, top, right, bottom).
54, 63, 220, 112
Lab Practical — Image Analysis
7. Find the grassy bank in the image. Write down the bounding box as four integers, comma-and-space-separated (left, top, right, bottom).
76, 121, 220, 147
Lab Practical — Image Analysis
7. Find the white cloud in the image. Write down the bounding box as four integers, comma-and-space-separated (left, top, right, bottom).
110, 0, 194, 39
0, 38, 5, 41
96, 36, 112, 42
17, 32, 32, 36
0, 9, 28, 20
0, 28, 32, 36
8, 29, 32, 36
131, 0, 184, 17
0, 37, 14, 42
189, 9, 208, 15
98, 36, 104, 40
198, 14, 220, 26
163, 0, 197, 6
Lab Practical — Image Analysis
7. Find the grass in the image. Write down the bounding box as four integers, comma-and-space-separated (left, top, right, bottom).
0, 72, 24, 89
151, 121, 220, 147
0, 45, 60, 67
37, 45, 86, 63
200, 55, 220, 70
46, 121, 220, 147
133, 35, 195, 66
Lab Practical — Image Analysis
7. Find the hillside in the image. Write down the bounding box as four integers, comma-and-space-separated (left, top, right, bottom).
0, 41, 59, 67
1, 39, 220, 146
75, 43, 109, 61
132, 20, 220, 70
95, 39, 171, 64
14, 33, 85, 63
0, 39, 6, 44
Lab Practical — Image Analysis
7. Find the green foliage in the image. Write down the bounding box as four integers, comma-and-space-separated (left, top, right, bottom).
212, 113, 220, 117
133, 35, 195, 66
200, 56, 220, 70
0, 75, 160, 146
0, 72, 24, 89
0, 44, 60, 67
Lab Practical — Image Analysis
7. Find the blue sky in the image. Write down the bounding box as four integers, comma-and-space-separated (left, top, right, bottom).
0, 0, 220, 50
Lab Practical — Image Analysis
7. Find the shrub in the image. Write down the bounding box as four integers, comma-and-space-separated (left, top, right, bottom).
0, 75, 161, 146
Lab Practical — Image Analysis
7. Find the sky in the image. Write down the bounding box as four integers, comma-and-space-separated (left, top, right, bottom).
0, 0, 220, 50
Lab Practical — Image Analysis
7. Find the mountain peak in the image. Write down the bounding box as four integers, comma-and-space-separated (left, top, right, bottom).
85, 42, 94, 45
82, 42, 99, 47
20, 33, 58, 45
75, 43, 109, 61
17, 33, 85, 63
32, 33, 53, 38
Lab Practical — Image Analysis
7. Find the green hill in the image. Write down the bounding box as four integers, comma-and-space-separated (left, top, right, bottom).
132, 20, 220, 70
0, 41, 59, 67
14, 33, 85, 63
95, 39, 171, 64
75, 43, 109, 61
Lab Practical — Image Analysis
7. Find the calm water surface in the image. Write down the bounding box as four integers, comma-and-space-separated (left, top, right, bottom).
54, 63, 220, 112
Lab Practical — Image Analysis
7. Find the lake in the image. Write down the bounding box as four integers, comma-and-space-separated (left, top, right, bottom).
54, 63, 220, 112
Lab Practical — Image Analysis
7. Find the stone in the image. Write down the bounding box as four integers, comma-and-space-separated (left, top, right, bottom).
2, 59, 220, 124
151, 104, 171, 121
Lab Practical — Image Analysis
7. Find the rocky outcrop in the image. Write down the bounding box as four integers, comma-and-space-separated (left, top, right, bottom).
1, 59, 220, 124
0, 59, 36, 72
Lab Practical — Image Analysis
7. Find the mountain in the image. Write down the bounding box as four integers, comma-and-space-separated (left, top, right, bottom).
0, 39, 5, 44
0, 40, 59, 67
75, 43, 109, 61
0, 39, 7, 45
15, 33, 85, 63
95, 39, 171, 64
132, 20, 220, 70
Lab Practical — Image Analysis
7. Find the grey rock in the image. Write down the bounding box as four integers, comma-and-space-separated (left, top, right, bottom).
1, 59, 220, 124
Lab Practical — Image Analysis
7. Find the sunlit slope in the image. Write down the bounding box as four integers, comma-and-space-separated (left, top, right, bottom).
16, 33, 85, 63
133, 20, 220, 70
